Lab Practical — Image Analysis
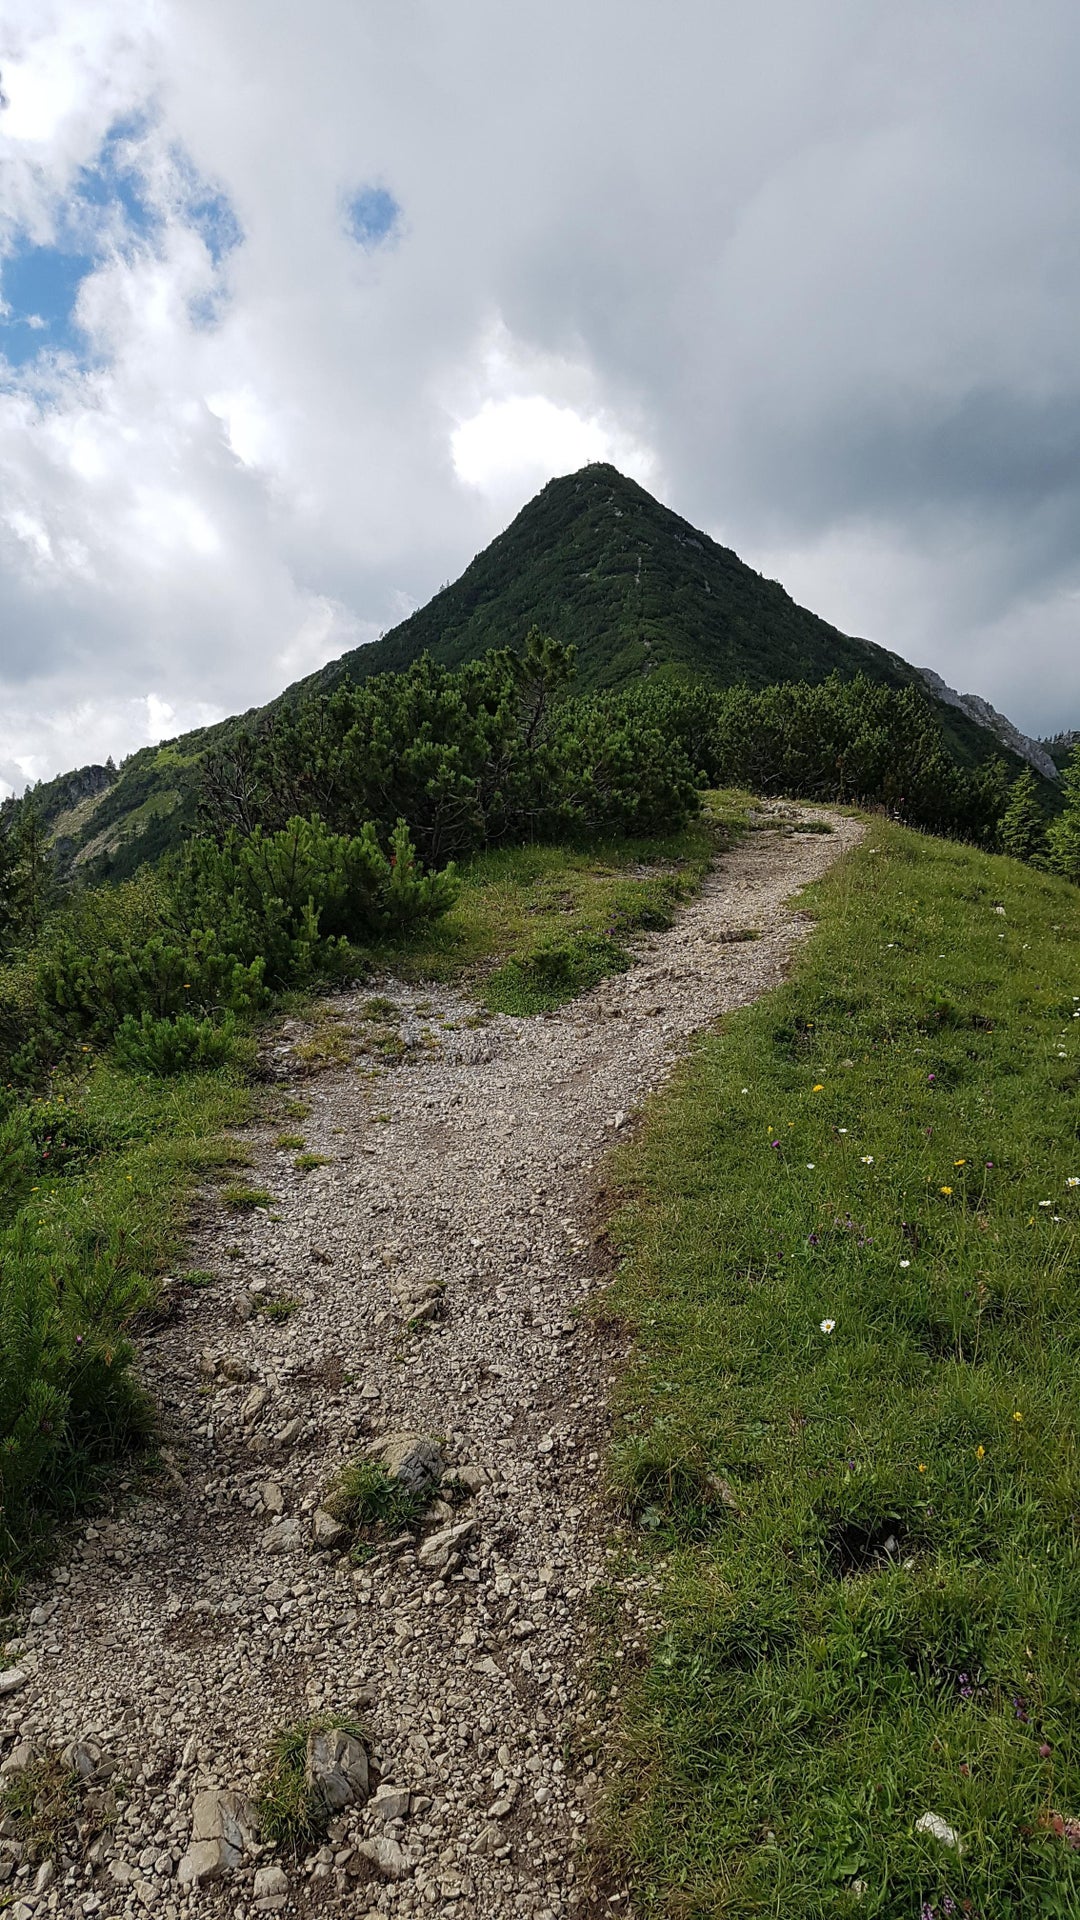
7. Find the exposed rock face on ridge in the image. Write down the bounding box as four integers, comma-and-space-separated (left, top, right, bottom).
918, 668, 1059, 781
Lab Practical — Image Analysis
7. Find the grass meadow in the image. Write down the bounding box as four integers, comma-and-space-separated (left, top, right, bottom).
601, 822, 1080, 1916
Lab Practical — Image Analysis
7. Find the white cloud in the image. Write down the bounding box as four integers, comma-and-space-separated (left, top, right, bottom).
452, 394, 655, 500
1, 0, 1080, 788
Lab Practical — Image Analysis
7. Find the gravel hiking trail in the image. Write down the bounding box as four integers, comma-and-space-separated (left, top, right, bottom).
2, 804, 861, 1920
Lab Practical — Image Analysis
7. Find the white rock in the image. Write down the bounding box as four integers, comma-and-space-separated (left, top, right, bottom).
305, 1728, 369, 1810
241, 1386, 269, 1425
0, 1668, 27, 1696
488, 1781, 520, 1818
368, 1431, 444, 1492
915, 1811, 962, 1850
355, 1835, 410, 1879
177, 1840, 229, 1885
177, 1788, 256, 1883
0, 1740, 33, 1775
62, 1739, 101, 1778
312, 1508, 346, 1548
417, 1518, 476, 1570
262, 1516, 304, 1553
255, 1863, 288, 1895
368, 1784, 411, 1821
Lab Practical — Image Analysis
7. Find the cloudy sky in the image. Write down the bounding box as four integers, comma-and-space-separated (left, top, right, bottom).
2, 1, 1079, 794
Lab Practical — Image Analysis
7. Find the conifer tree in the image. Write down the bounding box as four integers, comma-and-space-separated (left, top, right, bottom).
0, 804, 52, 953
1046, 745, 1080, 881
998, 767, 1047, 863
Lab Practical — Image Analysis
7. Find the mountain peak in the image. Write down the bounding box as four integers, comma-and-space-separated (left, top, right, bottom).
32, 463, 1056, 882
300, 461, 916, 701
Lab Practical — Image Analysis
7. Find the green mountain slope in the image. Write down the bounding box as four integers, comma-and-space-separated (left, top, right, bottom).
22, 463, 1053, 879
300, 463, 919, 698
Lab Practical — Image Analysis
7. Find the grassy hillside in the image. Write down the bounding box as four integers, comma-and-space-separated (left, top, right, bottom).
600, 823, 1080, 1916
20, 465, 1052, 881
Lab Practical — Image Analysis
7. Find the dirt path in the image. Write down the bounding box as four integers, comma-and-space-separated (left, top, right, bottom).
1, 805, 861, 1920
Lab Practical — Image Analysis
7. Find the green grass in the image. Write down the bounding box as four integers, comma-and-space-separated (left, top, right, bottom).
255, 1295, 300, 1323
275, 1132, 306, 1151
0, 1063, 251, 1601
0, 1753, 102, 1856
257, 1714, 367, 1854
599, 823, 1080, 1917
294, 1152, 332, 1172
377, 803, 741, 1014
221, 1183, 272, 1210
323, 1457, 428, 1545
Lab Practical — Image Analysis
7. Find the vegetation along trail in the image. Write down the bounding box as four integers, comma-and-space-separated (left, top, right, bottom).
1, 806, 859, 1920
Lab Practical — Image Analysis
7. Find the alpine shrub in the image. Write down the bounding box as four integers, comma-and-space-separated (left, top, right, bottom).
113, 1011, 241, 1076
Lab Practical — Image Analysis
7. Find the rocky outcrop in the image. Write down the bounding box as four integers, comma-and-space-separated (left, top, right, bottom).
919, 669, 1059, 781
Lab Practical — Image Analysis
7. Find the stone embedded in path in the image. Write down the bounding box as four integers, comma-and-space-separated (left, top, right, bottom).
368, 1784, 411, 1821
0, 1668, 27, 1697
262, 1514, 304, 1552
417, 1517, 477, 1572
312, 1507, 346, 1547
241, 1384, 270, 1424
355, 1834, 410, 1878
177, 1788, 257, 1884
305, 1727, 369, 1811
61, 1738, 109, 1779
368, 1431, 444, 1492
254, 1861, 289, 1910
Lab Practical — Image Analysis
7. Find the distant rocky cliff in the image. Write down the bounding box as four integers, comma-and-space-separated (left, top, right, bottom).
917, 670, 1059, 782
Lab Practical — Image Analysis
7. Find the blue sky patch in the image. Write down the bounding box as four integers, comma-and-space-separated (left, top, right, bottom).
0, 117, 243, 368
345, 185, 401, 248
0, 239, 95, 366
75, 115, 159, 243
172, 147, 244, 265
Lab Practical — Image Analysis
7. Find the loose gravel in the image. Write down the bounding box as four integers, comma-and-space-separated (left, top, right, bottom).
1, 805, 860, 1920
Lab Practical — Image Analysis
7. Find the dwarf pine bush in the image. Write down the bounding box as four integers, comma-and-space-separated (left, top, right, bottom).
32, 814, 455, 1063
112, 1011, 241, 1075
